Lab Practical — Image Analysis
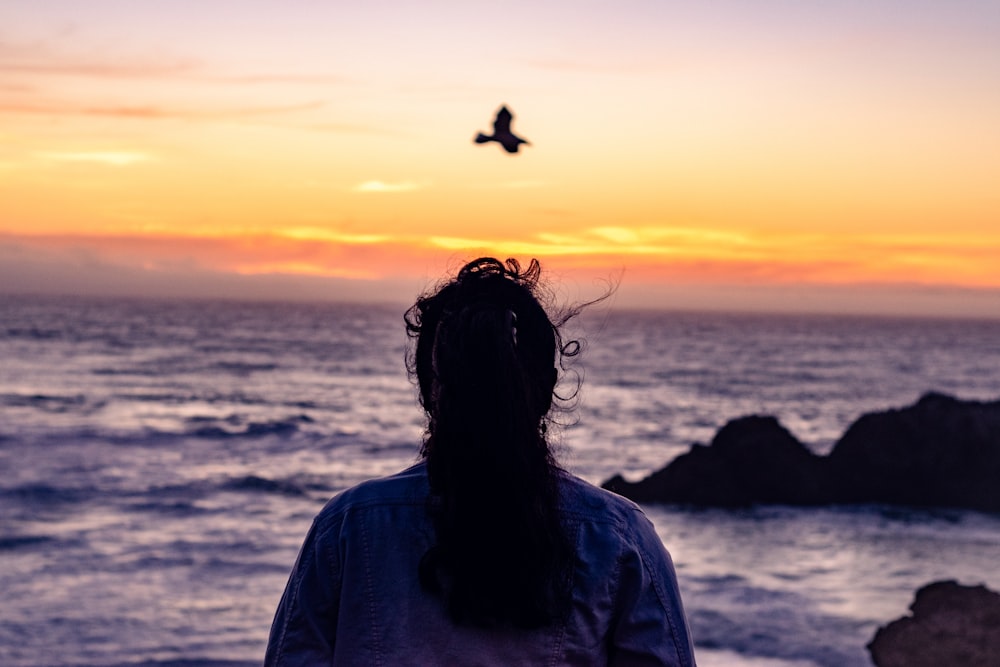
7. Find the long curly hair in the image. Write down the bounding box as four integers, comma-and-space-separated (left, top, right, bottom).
404, 257, 577, 628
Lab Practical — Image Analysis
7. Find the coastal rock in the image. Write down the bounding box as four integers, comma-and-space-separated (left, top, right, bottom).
603, 416, 829, 506
829, 392, 1000, 509
868, 580, 1000, 667
602, 393, 1000, 512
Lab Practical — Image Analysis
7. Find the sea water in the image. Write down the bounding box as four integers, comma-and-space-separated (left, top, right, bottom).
2, 295, 999, 666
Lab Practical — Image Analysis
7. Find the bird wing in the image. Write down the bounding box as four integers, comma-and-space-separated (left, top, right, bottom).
493, 106, 513, 135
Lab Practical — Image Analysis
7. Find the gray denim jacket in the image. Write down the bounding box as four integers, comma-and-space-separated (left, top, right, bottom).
266, 462, 696, 666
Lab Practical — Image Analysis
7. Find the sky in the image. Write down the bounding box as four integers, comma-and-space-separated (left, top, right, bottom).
2, 0, 999, 316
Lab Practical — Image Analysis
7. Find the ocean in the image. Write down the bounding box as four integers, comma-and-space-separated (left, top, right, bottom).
2, 294, 999, 666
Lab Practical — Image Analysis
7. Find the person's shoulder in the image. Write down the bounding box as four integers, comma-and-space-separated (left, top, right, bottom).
558, 471, 674, 573
557, 469, 646, 527
315, 461, 429, 524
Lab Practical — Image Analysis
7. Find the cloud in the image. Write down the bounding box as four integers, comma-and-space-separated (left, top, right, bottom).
2, 61, 347, 86
0, 236, 418, 304
204, 73, 350, 85
590, 227, 640, 244
35, 151, 155, 166
421, 225, 1000, 290
0, 39, 348, 85
520, 226, 754, 258
352, 180, 425, 193
2, 231, 999, 318
2, 100, 325, 120
278, 227, 389, 244
1, 59, 197, 79
0, 231, 439, 294
0, 82, 35, 93
0, 39, 195, 77
0, 39, 344, 125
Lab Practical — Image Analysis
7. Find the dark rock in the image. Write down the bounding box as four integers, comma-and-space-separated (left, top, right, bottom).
868, 580, 1000, 667
602, 393, 1000, 512
828, 392, 1000, 510
604, 416, 829, 507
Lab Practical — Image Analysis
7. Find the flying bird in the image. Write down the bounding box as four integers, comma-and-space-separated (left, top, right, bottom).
474, 105, 530, 154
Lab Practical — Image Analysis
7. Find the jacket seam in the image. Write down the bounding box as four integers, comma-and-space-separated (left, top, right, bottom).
359, 515, 382, 667
547, 520, 581, 667
608, 521, 626, 658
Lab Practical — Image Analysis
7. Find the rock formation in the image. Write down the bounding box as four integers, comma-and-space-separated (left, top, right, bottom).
868, 580, 1000, 667
603, 415, 831, 506
602, 393, 1000, 512
828, 393, 1000, 509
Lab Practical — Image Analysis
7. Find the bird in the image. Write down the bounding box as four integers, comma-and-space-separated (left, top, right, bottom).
474, 105, 530, 154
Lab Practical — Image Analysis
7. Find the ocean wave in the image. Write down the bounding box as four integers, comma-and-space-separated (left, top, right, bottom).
92, 367, 163, 377
113, 391, 202, 404
221, 475, 308, 497
1, 482, 95, 505
609, 378, 655, 389
125, 499, 217, 516
688, 573, 748, 587
185, 415, 313, 439
689, 607, 865, 667
0, 393, 92, 413
2, 471, 320, 517
199, 557, 292, 576
112, 554, 199, 570
211, 361, 280, 376
3, 326, 64, 340
127, 473, 327, 511
108, 391, 317, 410
0, 534, 54, 551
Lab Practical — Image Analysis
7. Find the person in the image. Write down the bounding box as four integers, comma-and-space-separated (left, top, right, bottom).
265, 257, 696, 666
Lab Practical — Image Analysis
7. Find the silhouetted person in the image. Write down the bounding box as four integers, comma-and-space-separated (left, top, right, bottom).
266, 257, 696, 666
475, 105, 530, 153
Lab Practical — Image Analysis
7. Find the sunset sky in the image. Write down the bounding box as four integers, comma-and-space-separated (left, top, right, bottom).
2, 1, 999, 316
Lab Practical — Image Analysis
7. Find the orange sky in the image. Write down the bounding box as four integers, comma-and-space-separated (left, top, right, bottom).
2, 1, 999, 316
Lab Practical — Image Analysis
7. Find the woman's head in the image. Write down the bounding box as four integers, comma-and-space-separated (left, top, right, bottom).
406, 257, 561, 445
